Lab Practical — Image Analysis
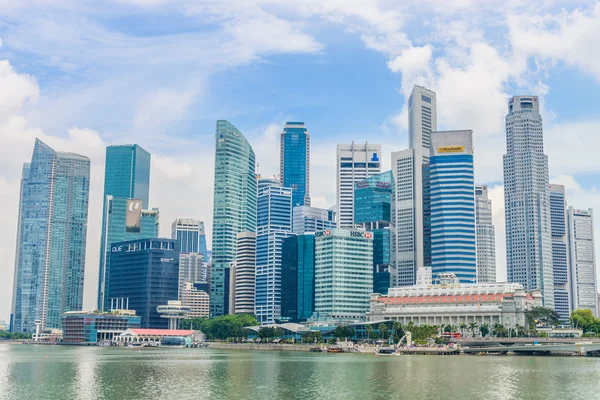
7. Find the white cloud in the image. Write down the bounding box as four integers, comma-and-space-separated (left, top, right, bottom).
133, 87, 199, 133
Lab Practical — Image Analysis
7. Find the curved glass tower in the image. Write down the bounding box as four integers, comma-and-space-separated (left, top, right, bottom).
280, 122, 310, 207
211, 120, 257, 316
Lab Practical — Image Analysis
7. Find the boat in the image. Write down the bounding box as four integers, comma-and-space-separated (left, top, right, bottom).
309, 347, 323, 352
375, 347, 399, 356
327, 347, 343, 353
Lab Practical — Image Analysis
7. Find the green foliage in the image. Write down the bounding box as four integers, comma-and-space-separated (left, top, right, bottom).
570, 309, 600, 333
526, 307, 561, 328
301, 331, 323, 344
459, 323, 467, 337
468, 322, 478, 337
181, 314, 258, 340
0, 331, 32, 340
378, 324, 389, 340
479, 323, 490, 337
332, 325, 355, 339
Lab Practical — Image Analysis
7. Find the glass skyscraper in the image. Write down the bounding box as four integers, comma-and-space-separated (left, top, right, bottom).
429, 130, 477, 283
549, 184, 570, 321
211, 120, 257, 317
503, 96, 554, 308
280, 122, 310, 207
354, 170, 393, 294
292, 205, 336, 234
255, 178, 293, 323
475, 185, 496, 283
171, 218, 208, 260
567, 207, 597, 316
108, 238, 179, 329
98, 144, 154, 311
281, 234, 316, 322
11, 139, 90, 332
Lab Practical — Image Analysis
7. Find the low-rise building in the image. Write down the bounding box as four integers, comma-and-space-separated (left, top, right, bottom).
180, 282, 210, 318
115, 328, 203, 346
367, 273, 542, 329
62, 310, 141, 345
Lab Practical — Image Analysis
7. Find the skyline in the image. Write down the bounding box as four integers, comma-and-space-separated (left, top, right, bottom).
2, 1, 600, 321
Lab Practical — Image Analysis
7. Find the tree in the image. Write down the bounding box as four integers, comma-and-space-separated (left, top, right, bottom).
468, 322, 478, 337
301, 331, 323, 344
378, 323, 389, 340
181, 314, 259, 340
526, 307, 561, 328
459, 323, 467, 337
333, 326, 356, 339
480, 323, 490, 338
392, 322, 404, 343
570, 309, 596, 332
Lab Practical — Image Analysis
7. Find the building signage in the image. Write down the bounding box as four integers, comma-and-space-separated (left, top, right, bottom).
315, 230, 331, 238
356, 181, 369, 188
160, 258, 174, 263
438, 146, 464, 153
126, 199, 142, 233
111, 245, 123, 253
350, 231, 372, 239
375, 182, 390, 189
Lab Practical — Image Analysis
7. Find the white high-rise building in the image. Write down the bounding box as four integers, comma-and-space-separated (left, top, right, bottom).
180, 282, 209, 319
567, 207, 597, 316
549, 184, 571, 321
503, 96, 554, 308
336, 142, 381, 228
178, 253, 207, 296
475, 185, 496, 283
233, 232, 256, 314
391, 85, 437, 286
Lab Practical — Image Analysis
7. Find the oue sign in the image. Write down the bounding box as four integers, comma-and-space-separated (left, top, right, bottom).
111, 245, 123, 253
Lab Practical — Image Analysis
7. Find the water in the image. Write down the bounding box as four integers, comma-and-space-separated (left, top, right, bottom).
1, 344, 600, 400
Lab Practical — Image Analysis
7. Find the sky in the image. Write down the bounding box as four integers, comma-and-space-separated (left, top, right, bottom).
2, 0, 600, 322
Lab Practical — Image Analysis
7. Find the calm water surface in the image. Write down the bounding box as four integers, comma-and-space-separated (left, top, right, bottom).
1, 343, 600, 400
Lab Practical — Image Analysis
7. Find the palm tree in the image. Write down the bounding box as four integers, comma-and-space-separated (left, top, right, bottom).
459, 322, 467, 337
480, 323, 490, 338
492, 323, 504, 338
468, 322, 478, 338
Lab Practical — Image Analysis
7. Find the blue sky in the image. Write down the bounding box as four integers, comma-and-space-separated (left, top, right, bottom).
1, 0, 600, 319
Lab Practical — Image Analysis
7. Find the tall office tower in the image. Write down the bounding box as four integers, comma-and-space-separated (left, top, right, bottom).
503, 96, 554, 308
280, 122, 311, 207
212, 120, 257, 316
178, 253, 207, 295
255, 178, 293, 323
292, 205, 336, 234
108, 238, 179, 329
567, 207, 598, 316
475, 185, 496, 283
281, 234, 316, 322
354, 171, 394, 294
171, 218, 208, 260
336, 142, 381, 228
97, 144, 152, 310
313, 229, 373, 324
429, 130, 476, 283
549, 184, 571, 321
391, 86, 438, 287
233, 232, 256, 314
11, 139, 90, 332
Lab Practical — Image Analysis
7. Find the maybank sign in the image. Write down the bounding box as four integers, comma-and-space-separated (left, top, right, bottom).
438, 146, 464, 153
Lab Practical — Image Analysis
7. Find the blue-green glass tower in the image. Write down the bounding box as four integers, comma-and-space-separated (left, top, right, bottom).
11, 139, 90, 332
280, 122, 310, 207
354, 170, 393, 295
211, 120, 257, 317
281, 234, 315, 322
98, 144, 154, 311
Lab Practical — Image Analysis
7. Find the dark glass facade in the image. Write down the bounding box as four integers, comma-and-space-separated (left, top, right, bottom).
280, 122, 310, 207
108, 238, 179, 329
281, 234, 315, 321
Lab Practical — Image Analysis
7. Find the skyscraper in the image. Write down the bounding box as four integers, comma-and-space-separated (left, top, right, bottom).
391, 85, 437, 287
292, 205, 336, 234
11, 139, 90, 332
549, 184, 570, 321
354, 171, 394, 294
255, 178, 293, 323
503, 96, 554, 308
178, 253, 207, 295
171, 218, 208, 260
232, 232, 256, 314
336, 142, 381, 228
280, 122, 310, 207
475, 185, 496, 283
567, 207, 597, 316
211, 120, 257, 316
98, 144, 152, 310
281, 234, 316, 322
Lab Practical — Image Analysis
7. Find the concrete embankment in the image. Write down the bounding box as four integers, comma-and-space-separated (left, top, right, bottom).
208, 343, 315, 352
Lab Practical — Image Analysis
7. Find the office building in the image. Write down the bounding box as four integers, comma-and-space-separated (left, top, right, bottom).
178, 252, 207, 295
293, 205, 336, 234
391, 85, 437, 288
368, 273, 542, 328
475, 185, 496, 283
280, 122, 311, 207
171, 218, 208, 260
62, 310, 141, 345
429, 130, 476, 283
281, 234, 316, 322
549, 184, 571, 321
97, 144, 153, 310
11, 139, 90, 332
312, 229, 373, 324
354, 170, 394, 294
232, 232, 256, 314
567, 207, 598, 316
180, 282, 210, 319
211, 120, 258, 316
336, 142, 381, 228
108, 238, 179, 329
255, 178, 293, 323
503, 96, 554, 307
